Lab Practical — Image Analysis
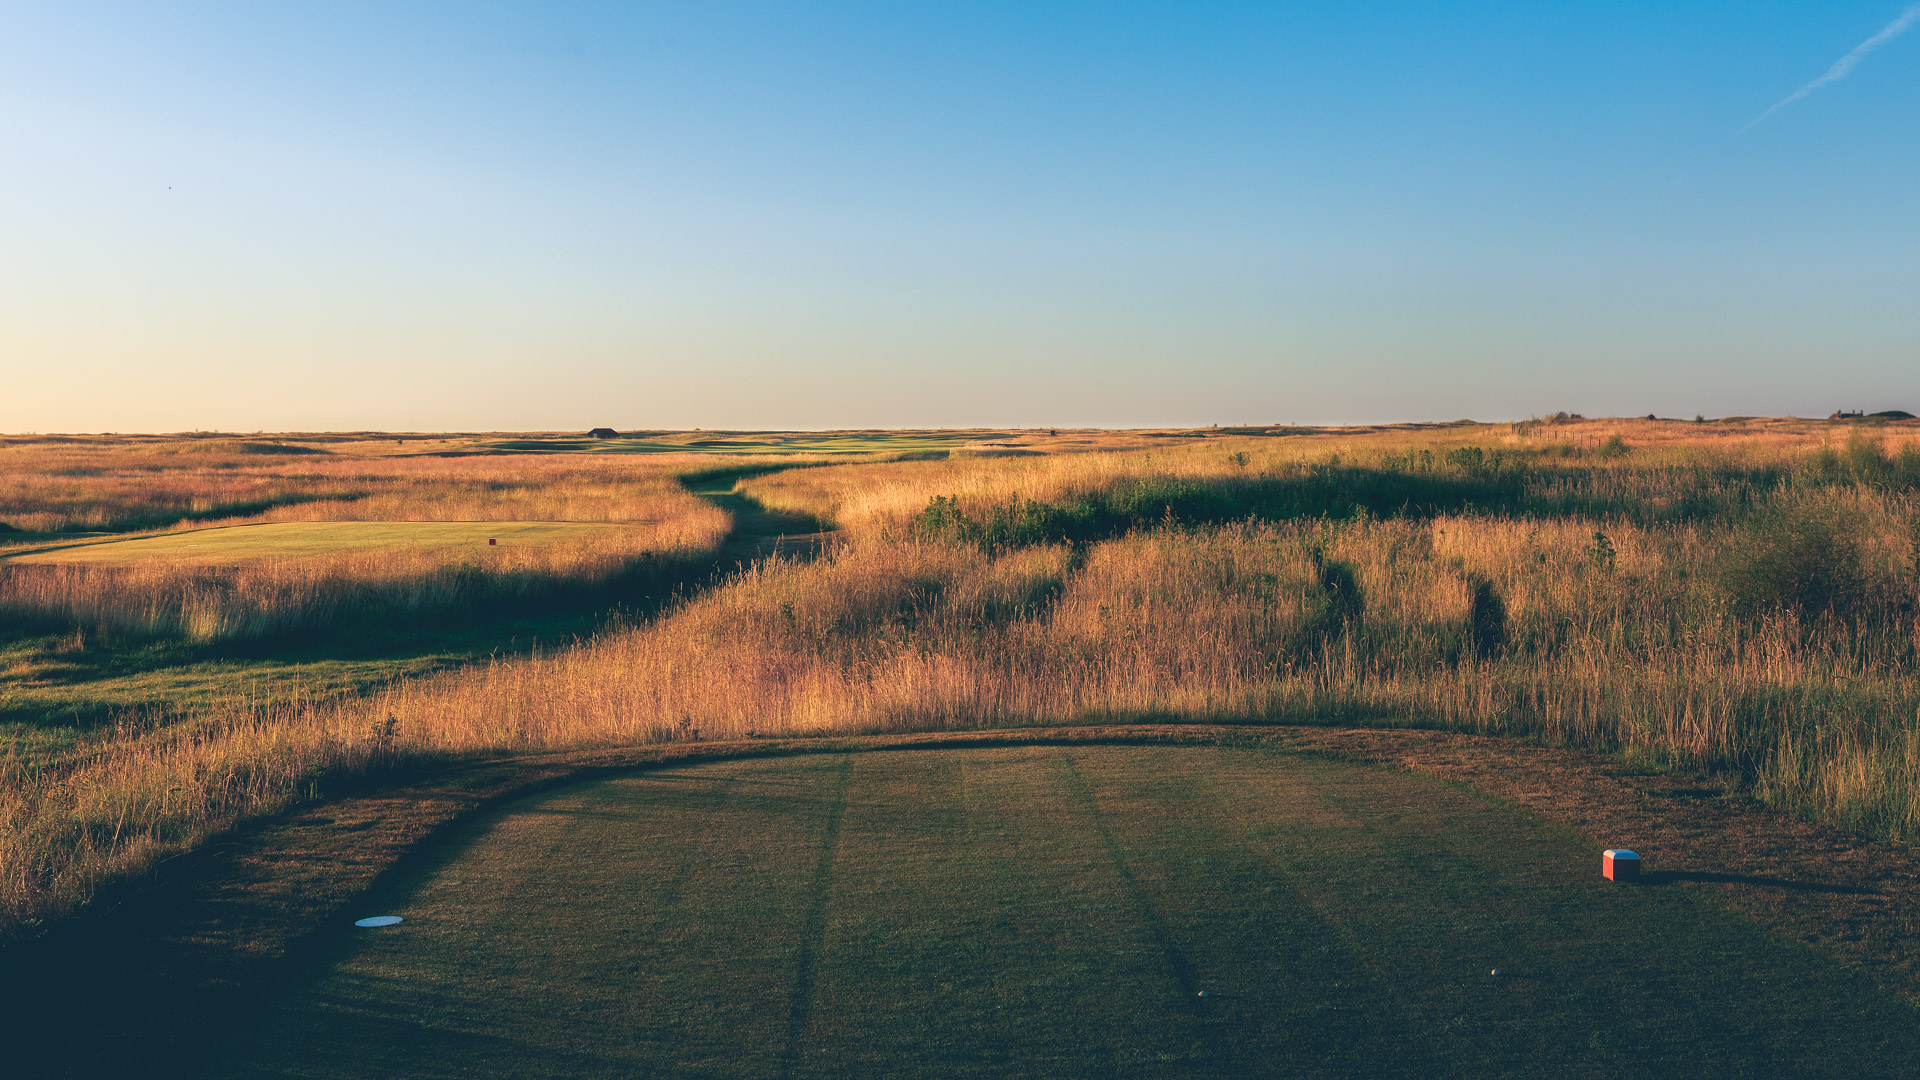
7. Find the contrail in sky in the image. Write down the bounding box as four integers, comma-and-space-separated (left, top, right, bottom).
1746, 3, 1920, 129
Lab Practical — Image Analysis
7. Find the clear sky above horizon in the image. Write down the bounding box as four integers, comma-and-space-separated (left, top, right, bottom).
3, 2, 1917, 432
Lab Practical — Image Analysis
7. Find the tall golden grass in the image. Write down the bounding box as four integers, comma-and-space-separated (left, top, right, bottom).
5, 420, 1920, 936
0, 437, 715, 534
739, 416, 1918, 532
0, 523, 728, 643
0, 448, 733, 641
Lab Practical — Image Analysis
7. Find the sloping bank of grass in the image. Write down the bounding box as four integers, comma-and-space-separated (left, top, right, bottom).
0, 519, 731, 645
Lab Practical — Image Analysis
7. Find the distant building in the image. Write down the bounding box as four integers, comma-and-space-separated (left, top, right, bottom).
587, 428, 619, 439
1828, 410, 1864, 421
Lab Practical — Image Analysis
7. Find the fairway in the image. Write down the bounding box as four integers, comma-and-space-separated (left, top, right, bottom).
7, 521, 639, 566
225, 746, 1918, 1079
481, 432, 974, 455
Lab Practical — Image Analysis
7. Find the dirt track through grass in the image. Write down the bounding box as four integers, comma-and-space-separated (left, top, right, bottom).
224, 746, 1920, 1079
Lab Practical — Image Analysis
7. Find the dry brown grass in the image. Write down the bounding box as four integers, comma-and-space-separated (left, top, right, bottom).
6, 419, 1920, 937
740, 416, 1919, 532
0, 437, 708, 535
0, 443, 734, 641
0, 522, 726, 643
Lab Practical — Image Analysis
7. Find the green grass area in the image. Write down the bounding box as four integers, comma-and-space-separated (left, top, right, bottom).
479, 431, 1004, 455
0, 474, 821, 763
0, 620, 587, 764
645, 434, 965, 454
225, 746, 1918, 1079
7, 521, 637, 567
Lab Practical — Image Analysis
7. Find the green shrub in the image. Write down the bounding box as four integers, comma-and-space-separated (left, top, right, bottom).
1802, 431, 1920, 490
910, 494, 1096, 549
1717, 503, 1867, 618
1466, 574, 1507, 656
1586, 531, 1616, 572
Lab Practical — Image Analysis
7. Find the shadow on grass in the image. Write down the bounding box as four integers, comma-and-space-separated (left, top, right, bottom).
5, 493, 361, 540
908, 460, 1829, 553
1640, 870, 1880, 895
1, 467, 837, 747
0, 561, 718, 746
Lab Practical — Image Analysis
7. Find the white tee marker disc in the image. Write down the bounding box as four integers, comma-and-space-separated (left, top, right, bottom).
354, 915, 404, 928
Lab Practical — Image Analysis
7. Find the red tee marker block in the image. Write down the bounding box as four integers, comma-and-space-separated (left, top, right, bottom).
1603, 849, 1640, 882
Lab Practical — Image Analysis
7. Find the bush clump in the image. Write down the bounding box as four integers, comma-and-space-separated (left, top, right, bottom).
1717, 502, 1868, 618
1801, 430, 1920, 490
909, 464, 1535, 551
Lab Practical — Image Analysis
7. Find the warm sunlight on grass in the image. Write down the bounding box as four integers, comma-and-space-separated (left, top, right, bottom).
9, 521, 645, 566
5, 419, 1920, 944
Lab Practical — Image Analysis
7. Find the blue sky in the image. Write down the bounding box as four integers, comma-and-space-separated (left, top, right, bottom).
3, 2, 1916, 430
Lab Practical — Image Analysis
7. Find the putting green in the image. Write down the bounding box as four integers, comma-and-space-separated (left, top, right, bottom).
224, 746, 1919, 1079
6, 521, 637, 567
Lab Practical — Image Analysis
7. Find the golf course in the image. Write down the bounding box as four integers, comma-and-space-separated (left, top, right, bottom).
8, 423, 1920, 1078
12, 1, 1920, 1073
6, 521, 643, 567
220, 745, 1919, 1079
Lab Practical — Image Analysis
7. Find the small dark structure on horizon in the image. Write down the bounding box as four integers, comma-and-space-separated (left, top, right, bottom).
587, 428, 619, 439
1828, 410, 1864, 421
